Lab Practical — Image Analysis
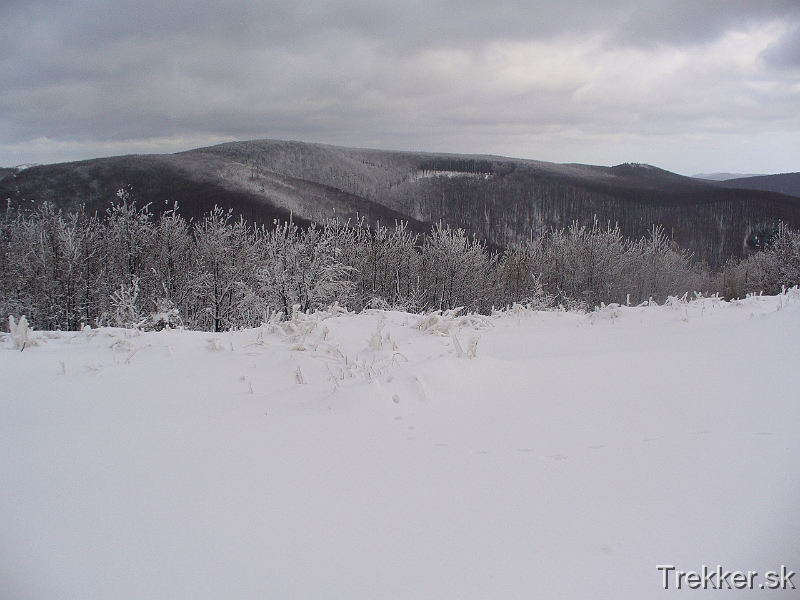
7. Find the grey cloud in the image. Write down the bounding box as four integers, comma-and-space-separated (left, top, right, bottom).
762, 26, 800, 68
7, 1, 797, 53
291, 0, 800, 50
607, 0, 800, 48
2, 0, 800, 171
4, 0, 797, 78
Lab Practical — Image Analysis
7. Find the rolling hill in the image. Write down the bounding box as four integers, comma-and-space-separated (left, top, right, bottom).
717, 172, 800, 198
2, 139, 800, 267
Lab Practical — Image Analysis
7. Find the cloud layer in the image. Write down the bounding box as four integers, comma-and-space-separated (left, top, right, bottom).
2, 0, 799, 173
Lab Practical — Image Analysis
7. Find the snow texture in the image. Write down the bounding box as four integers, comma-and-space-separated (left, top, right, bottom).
2, 292, 800, 599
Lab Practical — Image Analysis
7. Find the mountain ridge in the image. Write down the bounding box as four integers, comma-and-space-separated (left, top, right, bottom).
2, 139, 800, 267
716, 172, 800, 198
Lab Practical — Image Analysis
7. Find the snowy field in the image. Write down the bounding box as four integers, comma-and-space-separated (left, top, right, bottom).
2, 293, 799, 599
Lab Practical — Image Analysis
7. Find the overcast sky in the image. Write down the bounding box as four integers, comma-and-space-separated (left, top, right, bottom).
2, 0, 799, 174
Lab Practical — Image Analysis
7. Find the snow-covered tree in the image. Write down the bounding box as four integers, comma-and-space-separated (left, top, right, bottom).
419, 224, 498, 312
194, 206, 262, 332
260, 220, 353, 315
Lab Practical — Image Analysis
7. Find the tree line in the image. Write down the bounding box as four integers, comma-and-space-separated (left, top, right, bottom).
2, 190, 799, 332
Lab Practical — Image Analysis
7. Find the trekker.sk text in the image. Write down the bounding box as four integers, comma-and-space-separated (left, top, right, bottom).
656, 565, 796, 590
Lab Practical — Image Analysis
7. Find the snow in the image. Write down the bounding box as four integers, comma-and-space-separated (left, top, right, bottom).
2, 293, 799, 599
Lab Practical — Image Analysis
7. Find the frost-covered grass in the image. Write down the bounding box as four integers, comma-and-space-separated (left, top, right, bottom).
2, 293, 800, 599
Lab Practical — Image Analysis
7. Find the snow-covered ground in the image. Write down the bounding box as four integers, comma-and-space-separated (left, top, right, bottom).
2, 294, 799, 599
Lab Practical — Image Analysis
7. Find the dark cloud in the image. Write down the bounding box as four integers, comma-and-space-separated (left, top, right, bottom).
5, 1, 796, 55
1, 1, 800, 172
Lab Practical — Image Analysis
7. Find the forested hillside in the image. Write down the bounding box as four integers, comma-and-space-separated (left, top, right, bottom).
2, 140, 800, 267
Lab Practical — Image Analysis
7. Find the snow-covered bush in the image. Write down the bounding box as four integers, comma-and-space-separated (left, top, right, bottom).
745, 226, 800, 294
147, 298, 182, 331
718, 225, 800, 298
7, 315, 31, 349
414, 307, 492, 336
109, 276, 145, 329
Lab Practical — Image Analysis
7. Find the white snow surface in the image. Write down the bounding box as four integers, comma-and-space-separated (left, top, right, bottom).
2, 294, 799, 599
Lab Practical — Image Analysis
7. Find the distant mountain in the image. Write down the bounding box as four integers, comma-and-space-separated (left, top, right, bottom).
716, 172, 800, 199
2, 139, 800, 267
692, 172, 766, 181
